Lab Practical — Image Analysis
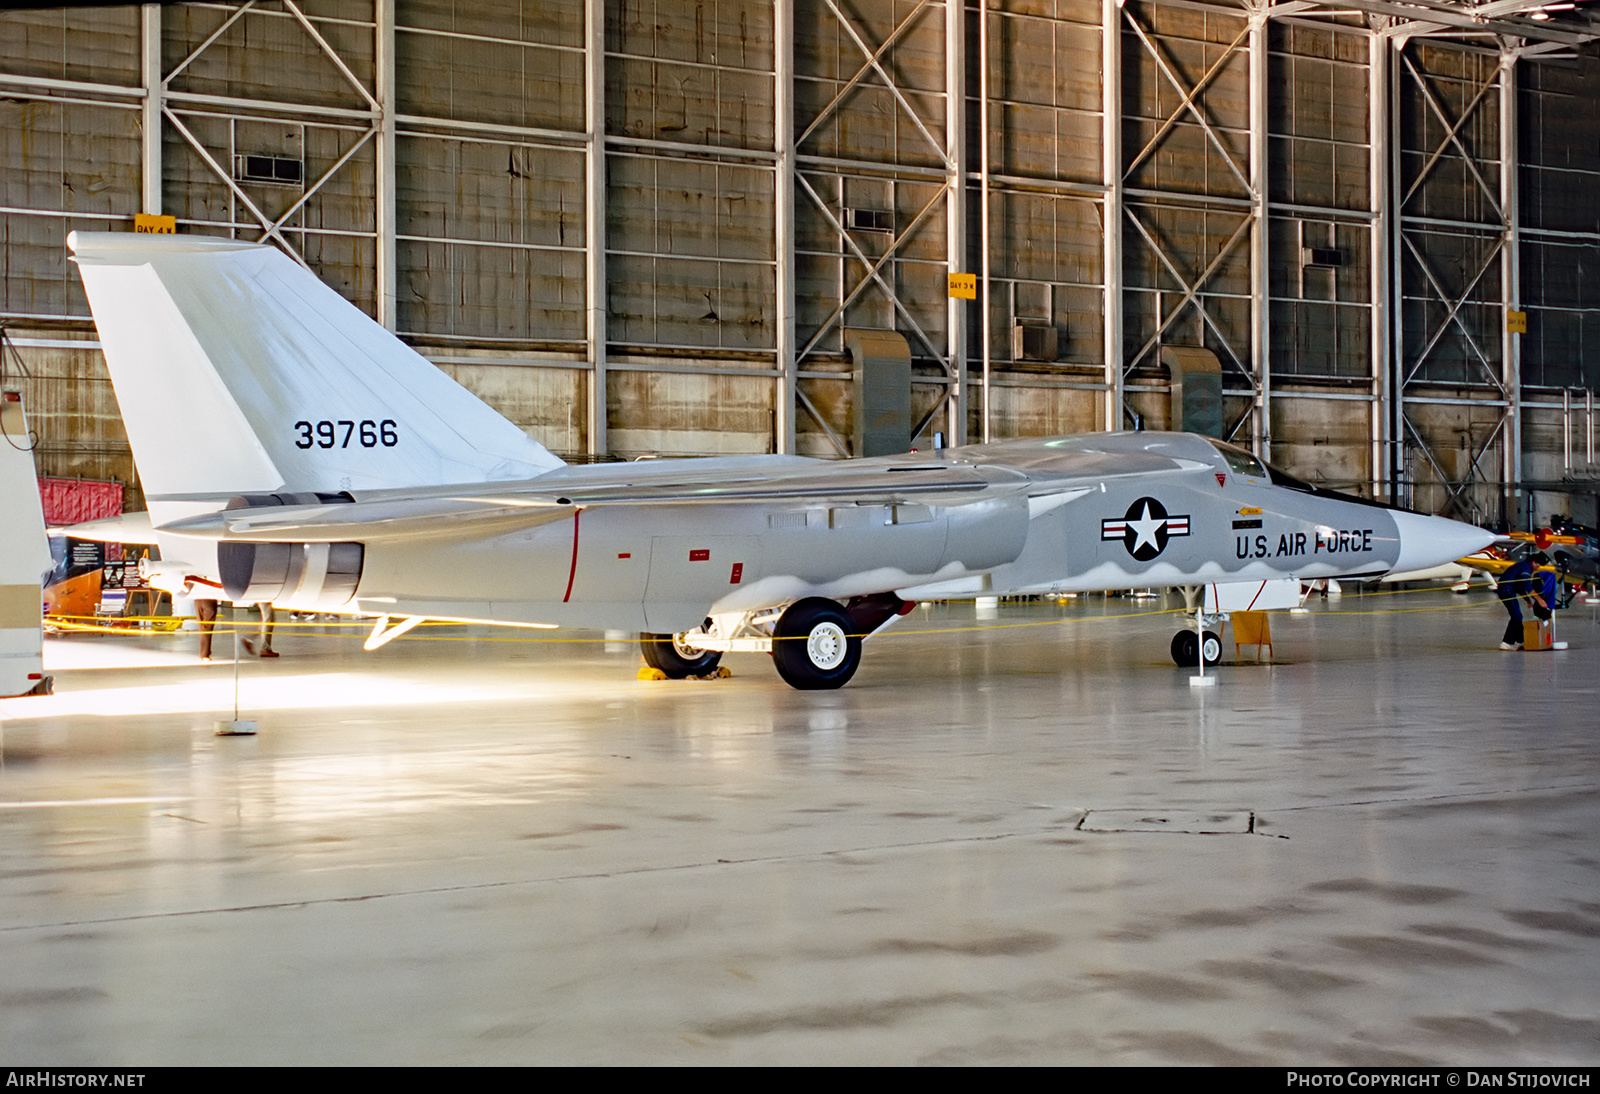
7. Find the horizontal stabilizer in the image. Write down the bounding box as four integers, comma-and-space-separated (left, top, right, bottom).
163, 495, 578, 543
55, 510, 158, 545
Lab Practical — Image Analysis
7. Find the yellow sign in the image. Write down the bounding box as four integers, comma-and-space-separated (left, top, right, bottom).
133, 213, 176, 234
1506, 309, 1527, 334
947, 273, 977, 300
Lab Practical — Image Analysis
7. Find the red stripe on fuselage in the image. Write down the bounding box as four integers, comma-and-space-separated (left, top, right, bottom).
563, 508, 581, 603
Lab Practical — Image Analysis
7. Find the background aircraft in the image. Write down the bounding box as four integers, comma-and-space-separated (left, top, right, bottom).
1534, 518, 1600, 586
67, 232, 1492, 688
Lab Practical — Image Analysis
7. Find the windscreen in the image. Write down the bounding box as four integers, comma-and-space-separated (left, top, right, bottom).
1206, 438, 1399, 511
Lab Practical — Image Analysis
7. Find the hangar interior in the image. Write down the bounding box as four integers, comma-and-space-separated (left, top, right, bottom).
2, 0, 1599, 529
5, 1, 1600, 1068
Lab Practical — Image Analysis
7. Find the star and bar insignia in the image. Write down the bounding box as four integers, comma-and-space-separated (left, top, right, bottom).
1102, 497, 1191, 562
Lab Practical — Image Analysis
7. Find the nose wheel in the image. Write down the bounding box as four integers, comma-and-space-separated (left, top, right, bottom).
1171, 629, 1222, 667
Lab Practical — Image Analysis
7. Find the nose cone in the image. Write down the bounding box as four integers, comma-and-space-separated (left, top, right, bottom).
1388, 511, 1496, 575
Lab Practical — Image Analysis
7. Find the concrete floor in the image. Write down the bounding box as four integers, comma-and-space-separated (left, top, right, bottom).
1, 589, 1598, 1065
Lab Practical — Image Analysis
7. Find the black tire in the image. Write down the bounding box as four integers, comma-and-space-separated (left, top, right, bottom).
1171, 630, 1222, 667
771, 598, 862, 690
639, 632, 722, 678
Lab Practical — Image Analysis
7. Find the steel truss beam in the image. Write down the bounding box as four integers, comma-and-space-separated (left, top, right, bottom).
790, 0, 963, 456
153, 1, 387, 272
585, 0, 605, 458
776, 0, 797, 455
375, 0, 395, 331
1103, 0, 1123, 433
1395, 39, 1522, 525
1111, 1, 1265, 443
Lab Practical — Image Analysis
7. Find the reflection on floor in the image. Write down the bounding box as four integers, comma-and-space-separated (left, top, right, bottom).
2, 591, 1598, 1064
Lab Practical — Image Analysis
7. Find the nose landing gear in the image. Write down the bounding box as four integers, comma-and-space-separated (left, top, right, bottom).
1170, 628, 1222, 667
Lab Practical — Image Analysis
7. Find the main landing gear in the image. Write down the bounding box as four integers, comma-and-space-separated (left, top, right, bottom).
639, 592, 912, 690
639, 632, 722, 678
770, 597, 862, 690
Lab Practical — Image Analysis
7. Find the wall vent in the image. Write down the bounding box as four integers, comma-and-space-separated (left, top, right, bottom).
846, 208, 894, 232
1013, 322, 1059, 362
235, 155, 303, 186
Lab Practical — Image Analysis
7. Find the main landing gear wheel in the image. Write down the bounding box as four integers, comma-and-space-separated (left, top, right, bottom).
639, 632, 722, 678
1171, 630, 1222, 668
771, 597, 862, 690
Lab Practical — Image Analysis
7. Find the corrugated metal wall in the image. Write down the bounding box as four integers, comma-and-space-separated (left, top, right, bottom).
1, 1, 1596, 527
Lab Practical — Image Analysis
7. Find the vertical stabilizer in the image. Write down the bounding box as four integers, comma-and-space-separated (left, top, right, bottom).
0, 392, 52, 698
68, 232, 563, 514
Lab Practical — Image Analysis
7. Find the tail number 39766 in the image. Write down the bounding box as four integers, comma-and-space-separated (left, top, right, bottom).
294, 419, 399, 449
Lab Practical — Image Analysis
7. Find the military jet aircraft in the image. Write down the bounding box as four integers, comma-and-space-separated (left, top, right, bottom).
66, 232, 1493, 688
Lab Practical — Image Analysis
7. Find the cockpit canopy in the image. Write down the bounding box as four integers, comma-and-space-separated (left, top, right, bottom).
1206, 438, 1398, 511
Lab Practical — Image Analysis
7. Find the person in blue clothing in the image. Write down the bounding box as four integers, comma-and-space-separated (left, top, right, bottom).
1497, 551, 1555, 650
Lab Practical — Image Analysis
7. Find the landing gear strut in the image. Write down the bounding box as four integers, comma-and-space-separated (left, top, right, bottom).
1170, 586, 1223, 668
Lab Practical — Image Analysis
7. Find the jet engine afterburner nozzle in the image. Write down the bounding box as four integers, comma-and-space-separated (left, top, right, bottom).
216, 493, 363, 606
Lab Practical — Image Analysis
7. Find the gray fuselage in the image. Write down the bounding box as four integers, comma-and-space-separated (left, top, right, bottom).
337, 432, 1415, 633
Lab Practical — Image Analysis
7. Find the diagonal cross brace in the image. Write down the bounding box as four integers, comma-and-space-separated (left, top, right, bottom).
164, 1, 258, 87
1123, 12, 1252, 196
1401, 231, 1505, 391
1123, 208, 1256, 381
1123, 18, 1253, 185
795, 173, 952, 371
796, 385, 852, 458
799, 0, 940, 151
164, 107, 311, 269
1402, 411, 1503, 523
1400, 54, 1502, 220
164, 0, 378, 113
256, 127, 377, 248
808, 0, 948, 167
281, 0, 381, 112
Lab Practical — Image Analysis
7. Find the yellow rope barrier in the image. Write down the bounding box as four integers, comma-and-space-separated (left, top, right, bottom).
39, 579, 1519, 647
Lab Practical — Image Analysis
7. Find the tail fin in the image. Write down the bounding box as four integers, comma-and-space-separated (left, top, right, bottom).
69, 232, 563, 508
